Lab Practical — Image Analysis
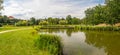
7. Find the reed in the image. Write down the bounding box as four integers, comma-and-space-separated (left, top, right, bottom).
34, 34, 63, 55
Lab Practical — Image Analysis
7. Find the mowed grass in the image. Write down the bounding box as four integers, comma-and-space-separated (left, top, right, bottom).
0, 29, 51, 55
0, 26, 34, 32
0, 27, 18, 32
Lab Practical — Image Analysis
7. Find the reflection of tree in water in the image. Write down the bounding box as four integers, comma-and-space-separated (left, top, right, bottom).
40, 29, 80, 37
85, 31, 120, 55
66, 29, 80, 37
40, 29, 65, 33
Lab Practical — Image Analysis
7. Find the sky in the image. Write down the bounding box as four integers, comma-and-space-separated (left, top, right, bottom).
1, 0, 105, 19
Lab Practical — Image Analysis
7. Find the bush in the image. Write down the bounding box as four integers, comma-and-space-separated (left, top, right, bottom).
0, 23, 2, 27
15, 21, 28, 26
34, 34, 63, 55
39, 21, 49, 25
59, 20, 68, 25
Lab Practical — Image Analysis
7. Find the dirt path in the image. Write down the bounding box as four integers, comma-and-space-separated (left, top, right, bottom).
0, 28, 31, 34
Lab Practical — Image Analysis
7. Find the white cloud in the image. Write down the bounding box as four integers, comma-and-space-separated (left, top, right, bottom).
2, 0, 104, 19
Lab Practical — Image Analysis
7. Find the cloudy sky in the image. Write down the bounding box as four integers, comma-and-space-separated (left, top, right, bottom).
2, 0, 105, 19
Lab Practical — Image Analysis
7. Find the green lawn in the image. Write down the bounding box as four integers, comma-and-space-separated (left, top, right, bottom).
0, 26, 33, 32
0, 29, 51, 55
0, 27, 18, 32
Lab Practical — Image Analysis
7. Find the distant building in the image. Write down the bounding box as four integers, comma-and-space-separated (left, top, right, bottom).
8, 16, 14, 19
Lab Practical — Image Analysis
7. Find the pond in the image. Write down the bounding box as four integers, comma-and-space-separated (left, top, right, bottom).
39, 29, 120, 55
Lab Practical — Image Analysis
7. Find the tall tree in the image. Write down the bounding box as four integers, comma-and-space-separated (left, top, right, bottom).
84, 5, 107, 25
72, 17, 81, 24
30, 17, 36, 25
106, 0, 120, 25
66, 15, 72, 24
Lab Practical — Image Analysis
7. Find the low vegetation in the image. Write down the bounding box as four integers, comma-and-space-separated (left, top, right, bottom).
0, 28, 63, 55
40, 25, 74, 29
34, 34, 63, 55
75, 26, 120, 31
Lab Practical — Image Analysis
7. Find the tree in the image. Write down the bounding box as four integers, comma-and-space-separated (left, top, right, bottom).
66, 15, 72, 24
39, 21, 49, 25
84, 5, 108, 25
71, 17, 81, 24
106, 0, 120, 25
30, 17, 36, 25
15, 20, 28, 26
47, 17, 53, 25
59, 20, 68, 25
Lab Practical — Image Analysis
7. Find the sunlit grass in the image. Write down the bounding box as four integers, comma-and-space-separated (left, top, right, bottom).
0, 29, 51, 55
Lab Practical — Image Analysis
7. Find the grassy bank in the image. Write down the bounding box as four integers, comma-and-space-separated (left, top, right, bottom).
35, 34, 63, 55
0, 28, 62, 55
74, 26, 120, 31
37, 25, 120, 31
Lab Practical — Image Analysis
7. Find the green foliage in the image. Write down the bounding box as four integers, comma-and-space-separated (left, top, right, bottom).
34, 34, 62, 55
0, 23, 2, 27
59, 20, 68, 25
83, 5, 107, 25
83, 0, 120, 25
66, 15, 72, 24
39, 21, 49, 25
72, 17, 81, 24
15, 20, 28, 26
29, 17, 36, 25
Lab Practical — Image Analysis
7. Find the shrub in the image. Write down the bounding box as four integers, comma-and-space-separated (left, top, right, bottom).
34, 34, 62, 55
0, 23, 2, 27
15, 21, 28, 26
39, 21, 49, 25
59, 20, 68, 25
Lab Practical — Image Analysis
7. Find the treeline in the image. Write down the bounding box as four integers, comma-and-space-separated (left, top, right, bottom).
81, 0, 120, 25
0, 15, 81, 26
0, 0, 119, 26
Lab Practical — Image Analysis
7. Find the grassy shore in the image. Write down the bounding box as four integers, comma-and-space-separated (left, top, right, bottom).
36, 25, 120, 31
35, 34, 63, 55
0, 28, 62, 55
74, 25, 120, 31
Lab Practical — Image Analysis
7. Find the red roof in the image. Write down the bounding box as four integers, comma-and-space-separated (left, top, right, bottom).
9, 16, 14, 19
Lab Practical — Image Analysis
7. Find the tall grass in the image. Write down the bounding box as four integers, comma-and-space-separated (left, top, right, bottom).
40, 25, 74, 29
74, 26, 120, 31
34, 34, 63, 55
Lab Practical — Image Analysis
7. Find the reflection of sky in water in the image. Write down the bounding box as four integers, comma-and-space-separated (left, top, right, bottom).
39, 31, 107, 55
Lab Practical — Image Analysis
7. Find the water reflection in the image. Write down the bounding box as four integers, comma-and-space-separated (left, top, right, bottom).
39, 29, 120, 55
85, 31, 120, 55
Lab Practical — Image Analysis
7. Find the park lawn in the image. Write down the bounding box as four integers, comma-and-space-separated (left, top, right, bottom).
0, 26, 33, 32
0, 27, 19, 32
0, 29, 51, 55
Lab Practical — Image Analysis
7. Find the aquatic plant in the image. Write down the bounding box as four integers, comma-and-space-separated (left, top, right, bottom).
34, 34, 63, 55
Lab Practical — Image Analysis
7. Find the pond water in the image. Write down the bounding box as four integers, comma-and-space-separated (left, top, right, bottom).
39, 29, 120, 55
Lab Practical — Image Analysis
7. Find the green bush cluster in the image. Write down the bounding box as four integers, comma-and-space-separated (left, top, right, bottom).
34, 34, 63, 55
0, 23, 2, 27
74, 26, 120, 31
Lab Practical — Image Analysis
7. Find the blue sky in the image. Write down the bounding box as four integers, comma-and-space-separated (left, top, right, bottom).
2, 0, 105, 19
